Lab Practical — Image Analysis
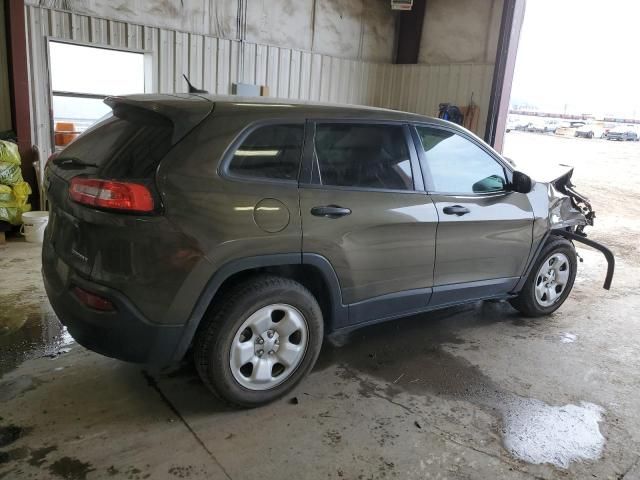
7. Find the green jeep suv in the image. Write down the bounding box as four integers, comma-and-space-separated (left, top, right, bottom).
42, 95, 613, 407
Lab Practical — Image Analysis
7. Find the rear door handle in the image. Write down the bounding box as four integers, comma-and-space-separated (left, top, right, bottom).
311, 205, 352, 219
442, 205, 470, 216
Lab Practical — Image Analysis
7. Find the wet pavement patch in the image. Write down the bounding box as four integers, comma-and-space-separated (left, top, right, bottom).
29, 445, 58, 467
0, 291, 73, 378
502, 400, 604, 468
0, 426, 26, 448
48, 456, 95, 480
168, 465, 194, 477
0, 446, 28, 464
320, 305, 606, 469
0, 375, 44, 402
560, 332, 578, 343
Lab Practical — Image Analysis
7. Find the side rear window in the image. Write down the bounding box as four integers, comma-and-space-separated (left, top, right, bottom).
228, 124, 304, 181
314, 124, 413, 191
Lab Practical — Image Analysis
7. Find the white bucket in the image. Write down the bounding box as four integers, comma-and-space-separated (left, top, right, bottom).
21, 211, 49, 243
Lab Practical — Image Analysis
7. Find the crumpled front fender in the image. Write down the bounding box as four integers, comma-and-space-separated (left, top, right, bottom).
527, 165, 594, 233
522, 165, 613, 290
547, 182, 587, 230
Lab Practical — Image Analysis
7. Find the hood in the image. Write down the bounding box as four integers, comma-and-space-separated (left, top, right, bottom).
515, 162, 575, 184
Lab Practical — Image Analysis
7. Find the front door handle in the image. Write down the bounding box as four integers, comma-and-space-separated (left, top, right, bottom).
311, 205, 352, 219
442, 205, 470, 216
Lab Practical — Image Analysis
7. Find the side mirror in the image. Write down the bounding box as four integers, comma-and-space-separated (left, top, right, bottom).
511, 171, 533, 194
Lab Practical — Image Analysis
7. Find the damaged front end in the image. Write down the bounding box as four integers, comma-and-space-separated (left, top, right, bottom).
541, 167, 614, 289
548, 167, 595, 235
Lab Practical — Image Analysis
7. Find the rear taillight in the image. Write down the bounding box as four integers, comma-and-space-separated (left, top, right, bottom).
69, 178, 154, 213
72, 286, 115, 311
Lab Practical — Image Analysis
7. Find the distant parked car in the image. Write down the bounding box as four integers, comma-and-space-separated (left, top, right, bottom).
506, 118, 519, 132
506, 120, 513, 132
606, 125, 639, 141
554, 121, 587, 137
546, 119, 562, 132
509, 118, 532, 131
526, 118, 554, 133
575, 124, 604, 139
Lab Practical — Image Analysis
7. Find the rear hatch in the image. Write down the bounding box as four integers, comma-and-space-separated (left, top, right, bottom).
44, 94, 213, 278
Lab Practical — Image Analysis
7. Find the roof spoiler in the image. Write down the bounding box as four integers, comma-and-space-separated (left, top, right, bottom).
104, 95, 214, 143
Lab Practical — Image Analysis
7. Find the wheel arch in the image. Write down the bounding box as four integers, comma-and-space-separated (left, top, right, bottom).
171, 253, 346, 362
511, 231, 575, 294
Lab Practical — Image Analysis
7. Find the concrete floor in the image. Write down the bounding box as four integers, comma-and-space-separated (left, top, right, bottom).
1, 132, 639, 480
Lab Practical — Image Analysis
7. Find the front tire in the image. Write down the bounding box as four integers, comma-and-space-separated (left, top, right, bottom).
510, 236, 577, 317
194, 275, 324, 407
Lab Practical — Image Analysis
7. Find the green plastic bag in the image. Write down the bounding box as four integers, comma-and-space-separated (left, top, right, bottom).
0, 185, 11, 203
0, 182, 31, 205
11, 181, 31, 203
0, 140, 29, 223
0, 140, 20, 165
0, 203, 31, 225
0, 140, 23, 186
0, 162, 21, 185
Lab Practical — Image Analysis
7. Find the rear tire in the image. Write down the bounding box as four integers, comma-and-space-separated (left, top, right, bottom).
510, 236, 577, 317
194, 275, 324, 407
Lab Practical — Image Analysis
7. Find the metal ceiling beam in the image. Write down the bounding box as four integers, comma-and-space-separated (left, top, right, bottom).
394, 0, 427, 65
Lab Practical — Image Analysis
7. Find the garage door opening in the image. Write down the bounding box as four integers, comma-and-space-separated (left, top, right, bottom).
503, 0, 640, 153
48, 41, 147, 149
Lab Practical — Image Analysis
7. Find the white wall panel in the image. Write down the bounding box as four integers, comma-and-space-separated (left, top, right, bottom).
202, 36, 217, 93
309, 54, 323, 102
254, 44, 267, 88
391, 63, 495, 137
229, 40, 239, 90
25, 5, 495, 169
277, 49, 291, 99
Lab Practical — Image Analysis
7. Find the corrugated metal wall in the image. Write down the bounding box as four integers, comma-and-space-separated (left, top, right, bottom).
0, 0, 12, 133
24, 5, 494, 167
386, 63, 495, 129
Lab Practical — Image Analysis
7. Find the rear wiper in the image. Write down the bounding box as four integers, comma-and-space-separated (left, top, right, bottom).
53, 156, 99, 168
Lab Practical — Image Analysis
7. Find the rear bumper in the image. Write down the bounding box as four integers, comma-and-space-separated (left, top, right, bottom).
42, 243, 184, 365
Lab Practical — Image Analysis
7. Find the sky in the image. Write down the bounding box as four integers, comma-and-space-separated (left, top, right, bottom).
510, 0, 640, 118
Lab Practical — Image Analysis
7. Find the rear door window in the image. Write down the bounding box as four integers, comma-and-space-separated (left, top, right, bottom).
228, 124, 304, 181
313, 124, 414, 191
